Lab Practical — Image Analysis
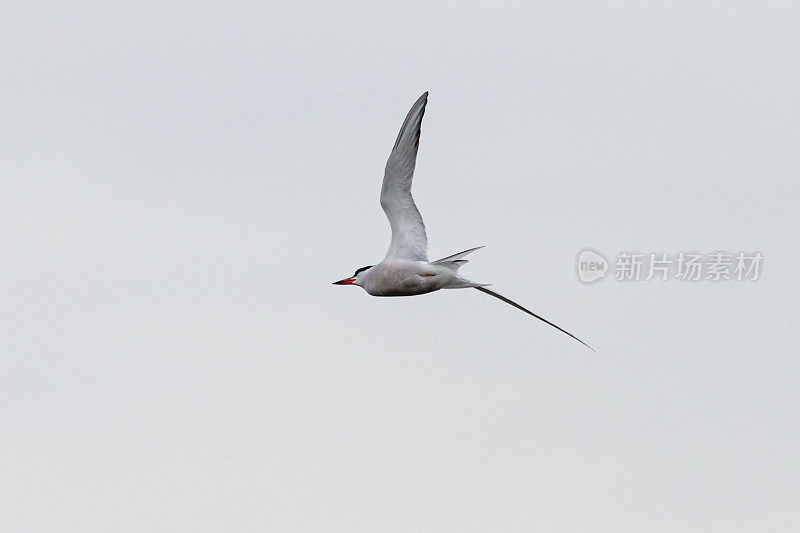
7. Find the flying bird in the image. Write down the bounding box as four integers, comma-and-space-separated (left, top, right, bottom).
333, 92, 593, 350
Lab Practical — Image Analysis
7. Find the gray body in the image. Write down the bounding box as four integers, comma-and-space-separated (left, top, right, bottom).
361, 260, 466, 296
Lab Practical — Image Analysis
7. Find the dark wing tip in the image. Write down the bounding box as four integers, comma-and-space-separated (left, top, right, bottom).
412, 91, 429, 111
391, 92, 429, 152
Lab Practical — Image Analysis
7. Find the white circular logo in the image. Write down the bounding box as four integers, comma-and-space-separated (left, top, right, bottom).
577, 249, 608, 283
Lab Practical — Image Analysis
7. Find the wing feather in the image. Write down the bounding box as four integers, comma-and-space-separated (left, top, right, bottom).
380, 92, 429, 261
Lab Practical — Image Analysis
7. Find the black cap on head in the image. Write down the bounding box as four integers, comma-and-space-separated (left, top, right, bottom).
353, 265, 373, 276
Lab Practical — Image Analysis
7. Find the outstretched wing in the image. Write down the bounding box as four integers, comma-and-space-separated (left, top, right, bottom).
432, 246, 485, 264
381, 92, 429, 261
474, 287, 595, 351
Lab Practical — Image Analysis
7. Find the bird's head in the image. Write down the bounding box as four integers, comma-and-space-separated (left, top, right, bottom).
332, 265, 373, 287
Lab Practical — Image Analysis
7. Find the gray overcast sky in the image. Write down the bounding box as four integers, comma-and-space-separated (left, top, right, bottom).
2, 1, 799, 531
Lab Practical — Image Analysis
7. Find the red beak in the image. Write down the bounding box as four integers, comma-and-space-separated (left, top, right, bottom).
332, 278, 355, 285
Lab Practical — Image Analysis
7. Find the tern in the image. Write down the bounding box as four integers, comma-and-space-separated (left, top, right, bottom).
333, 92, 593, 350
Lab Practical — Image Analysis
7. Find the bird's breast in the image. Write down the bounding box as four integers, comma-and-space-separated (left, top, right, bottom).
364, 262, 444, 297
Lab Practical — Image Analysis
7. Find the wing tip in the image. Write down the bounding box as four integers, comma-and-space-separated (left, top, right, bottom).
391, 92, 429, 152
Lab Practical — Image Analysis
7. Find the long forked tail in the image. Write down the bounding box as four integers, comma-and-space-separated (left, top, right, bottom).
435, 246, 489, 287
474, 287, 594, 351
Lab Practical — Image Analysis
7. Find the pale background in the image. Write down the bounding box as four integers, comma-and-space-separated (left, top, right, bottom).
2, 2, 799, 531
